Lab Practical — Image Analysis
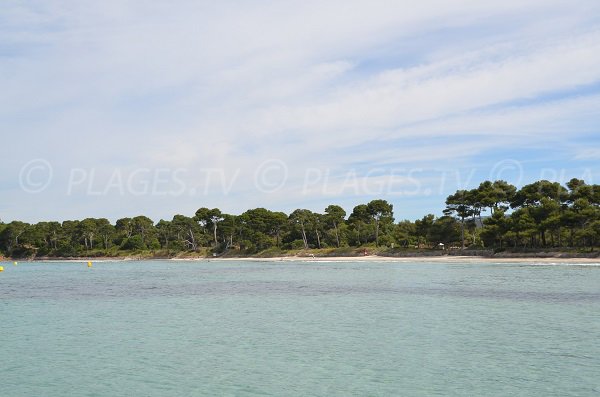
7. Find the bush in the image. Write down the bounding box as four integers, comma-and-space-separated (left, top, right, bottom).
378, 235, 394, 247
11, 244, 38, 258
56, 242, 81, 257
239, 239, 255, 252
147, 238, 161, 250
256, 247, 284, 257
291, 239, 306, 249
121, 236, 146, 250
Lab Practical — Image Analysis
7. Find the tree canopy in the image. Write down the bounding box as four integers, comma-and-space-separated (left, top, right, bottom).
3, 178, 600, 258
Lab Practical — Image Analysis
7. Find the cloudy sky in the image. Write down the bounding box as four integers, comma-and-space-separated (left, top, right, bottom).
2, 0, 600, 223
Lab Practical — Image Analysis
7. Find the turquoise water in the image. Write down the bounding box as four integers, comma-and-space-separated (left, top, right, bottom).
1, 260, 599, 396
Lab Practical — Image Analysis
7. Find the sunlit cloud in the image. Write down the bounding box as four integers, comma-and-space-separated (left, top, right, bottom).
1, 0, 600, 222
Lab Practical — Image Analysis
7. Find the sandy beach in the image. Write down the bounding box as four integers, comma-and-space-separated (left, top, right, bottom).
19, 255, 600, 264
202, 255, 600, 264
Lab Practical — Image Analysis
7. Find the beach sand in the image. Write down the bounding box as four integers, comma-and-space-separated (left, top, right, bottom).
204, 255, 600, 264
22, 255, 600, 264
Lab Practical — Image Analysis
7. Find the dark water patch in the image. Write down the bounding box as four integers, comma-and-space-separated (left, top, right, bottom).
4, 278, 600, 304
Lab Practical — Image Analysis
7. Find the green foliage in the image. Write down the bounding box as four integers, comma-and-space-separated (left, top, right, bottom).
395, 220, 417, 248
195, 207, 223, 246
3, 178, 600, 258
366, 199, 394, 247
291, 239, 307, 249
348, 204, 373, 246
324, 204, 347, 247
121, 235, 145, 250
428, 216, 461, 245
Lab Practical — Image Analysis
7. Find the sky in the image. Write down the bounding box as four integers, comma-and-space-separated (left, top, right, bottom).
2, 0, 600, 223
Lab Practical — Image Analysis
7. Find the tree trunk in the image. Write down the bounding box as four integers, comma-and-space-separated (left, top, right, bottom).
570, 229, 574, 247
460, 217, 465, 250
300, 221, 308, 249
541, 230, 547, 247
188, 228, 197, 250
333, 222, 340, 248
15, 232, 22, 246
558, 227, 562, 248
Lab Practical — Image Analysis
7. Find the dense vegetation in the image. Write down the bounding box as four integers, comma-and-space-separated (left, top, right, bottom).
2, 178, 600, 258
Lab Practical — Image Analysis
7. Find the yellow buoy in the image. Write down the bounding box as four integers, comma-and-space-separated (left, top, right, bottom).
87, 261, 92, 268
13, 261, 18, 266
0, 266, 4, 272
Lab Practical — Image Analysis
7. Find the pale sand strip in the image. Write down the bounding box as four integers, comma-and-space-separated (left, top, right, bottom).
25, 255, 600, 264
206, 255, 600, 264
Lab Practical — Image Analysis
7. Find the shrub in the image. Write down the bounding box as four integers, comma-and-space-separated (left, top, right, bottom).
121, 236, 145, 250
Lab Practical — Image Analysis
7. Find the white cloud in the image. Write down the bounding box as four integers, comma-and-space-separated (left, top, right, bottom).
574, 149, 600, 160
2, 0, 600, 221
254, 30, 600, 139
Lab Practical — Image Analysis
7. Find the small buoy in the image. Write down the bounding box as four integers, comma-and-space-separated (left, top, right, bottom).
13, 261, 18, 266
0, 266, 4, 272
87, 261, 92, 268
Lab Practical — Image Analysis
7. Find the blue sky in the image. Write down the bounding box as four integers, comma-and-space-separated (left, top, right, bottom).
2, 0, 600, 223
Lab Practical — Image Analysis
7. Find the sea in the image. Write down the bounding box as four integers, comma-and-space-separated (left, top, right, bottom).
1, 259, 598, 396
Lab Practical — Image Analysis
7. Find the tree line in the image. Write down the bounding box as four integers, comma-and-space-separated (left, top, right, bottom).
1, 178, 600, 258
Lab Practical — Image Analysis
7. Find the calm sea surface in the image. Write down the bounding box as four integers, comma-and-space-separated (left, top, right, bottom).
1, 260, 599, 396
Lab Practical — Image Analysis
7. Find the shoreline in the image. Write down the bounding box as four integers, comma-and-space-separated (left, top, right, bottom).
207, 255, 600, 264
7, 254, 600, 264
